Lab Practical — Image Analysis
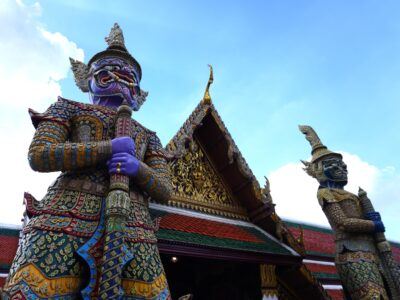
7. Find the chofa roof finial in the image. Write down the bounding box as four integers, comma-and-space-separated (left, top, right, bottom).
202, 64, 214, 105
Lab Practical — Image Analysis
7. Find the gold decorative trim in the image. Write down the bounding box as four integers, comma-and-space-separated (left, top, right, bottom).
261, 264, 277, 288
122, 273, 168, 298
4, 263, 81, 297
167, 196, 248, 221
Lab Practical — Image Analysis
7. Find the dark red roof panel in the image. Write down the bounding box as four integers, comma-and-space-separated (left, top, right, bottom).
392, 243, 400, 262
285, 220, 400, 263
0, 277, 6, 289
160, 213, 263, 243
304, 262, 340, 281
288, 226, 335, 257
0, 229, 19, 271
326, 289, 344, 300
305, 262, 337, 275
151, 209, 294, 256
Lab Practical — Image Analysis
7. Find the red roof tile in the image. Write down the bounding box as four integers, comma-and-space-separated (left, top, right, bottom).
289, 227, 335, 256
160, 213, 264, 243
0, 277, 6, 288
305, 262, 337, 275
326, 289, 344, 300
287, 222, 400, 263
0, 235, 19, 266
392, 244, 400, 262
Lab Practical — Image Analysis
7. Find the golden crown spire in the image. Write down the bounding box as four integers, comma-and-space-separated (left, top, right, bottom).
105, 23, 126, 50
298, 125, 341, 163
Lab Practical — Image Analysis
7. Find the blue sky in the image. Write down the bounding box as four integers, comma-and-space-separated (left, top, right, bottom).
1, 0, 399, 240
39, 0, 400, 171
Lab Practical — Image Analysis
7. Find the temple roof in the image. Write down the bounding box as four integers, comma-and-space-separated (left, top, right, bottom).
162, 76, 303, 253
160, 70, 332, 299
150, 205, 299, 264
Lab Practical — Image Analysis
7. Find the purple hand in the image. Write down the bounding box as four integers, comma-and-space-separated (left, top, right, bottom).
111, 137, 135, 155
107, 152, 140, 177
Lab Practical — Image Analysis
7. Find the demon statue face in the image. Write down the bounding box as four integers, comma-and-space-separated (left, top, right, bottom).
299, 125, 347, 189
88, 57, 141, 109
321, 156, 348, 186
70, 23, 148, 110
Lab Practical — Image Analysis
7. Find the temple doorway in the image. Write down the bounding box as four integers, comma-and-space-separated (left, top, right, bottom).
161, 254, 262, 300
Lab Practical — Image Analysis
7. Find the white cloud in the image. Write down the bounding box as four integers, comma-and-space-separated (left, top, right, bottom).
268, 151, 400, 242
0, 0, 83, 110
0, 0, 84, 225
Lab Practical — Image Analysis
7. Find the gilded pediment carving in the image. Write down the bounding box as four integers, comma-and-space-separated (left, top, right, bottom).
166, 138, 248, 220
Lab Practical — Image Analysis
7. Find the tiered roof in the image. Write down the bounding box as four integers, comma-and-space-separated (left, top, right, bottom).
150, 206, 299, 265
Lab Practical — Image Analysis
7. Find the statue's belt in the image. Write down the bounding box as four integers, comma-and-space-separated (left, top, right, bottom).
49, 178, 108, 196
48, 178, 149, 205
336, 251, 377, 264
335, 233, 375, 242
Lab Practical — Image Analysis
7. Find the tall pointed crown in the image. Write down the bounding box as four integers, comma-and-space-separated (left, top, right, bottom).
298, 125, 342, 163
105, 23, 126, 50
88, 23, 142, 79
70, 23, 142, 92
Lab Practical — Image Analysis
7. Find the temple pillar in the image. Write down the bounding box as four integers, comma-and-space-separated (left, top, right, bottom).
260, 264, 279, 300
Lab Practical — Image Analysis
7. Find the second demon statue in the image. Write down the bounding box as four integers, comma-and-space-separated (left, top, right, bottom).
299, 125, 400, 300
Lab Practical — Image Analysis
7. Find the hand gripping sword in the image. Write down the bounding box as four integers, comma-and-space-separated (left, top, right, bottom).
77, 99, 134, 299
96, 100, 134, 299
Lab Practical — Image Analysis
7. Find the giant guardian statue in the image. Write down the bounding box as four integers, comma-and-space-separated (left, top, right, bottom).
299, 125, 400, 300
3, 23, 172, 300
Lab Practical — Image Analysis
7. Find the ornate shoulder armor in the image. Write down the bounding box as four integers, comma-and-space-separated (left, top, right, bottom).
317, 188, 336, 207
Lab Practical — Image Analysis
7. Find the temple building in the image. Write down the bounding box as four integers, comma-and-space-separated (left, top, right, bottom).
0, 71, 399, 300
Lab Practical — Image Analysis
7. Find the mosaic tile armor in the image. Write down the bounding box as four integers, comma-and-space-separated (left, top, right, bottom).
3, 97, 172, 299
318, 188, 388, 299
299, 125, 397, 299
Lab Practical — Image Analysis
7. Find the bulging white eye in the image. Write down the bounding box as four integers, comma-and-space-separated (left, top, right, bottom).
103, 65, 120, 71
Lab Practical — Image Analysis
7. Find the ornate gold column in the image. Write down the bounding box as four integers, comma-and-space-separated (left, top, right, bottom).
260, 264, 279, 300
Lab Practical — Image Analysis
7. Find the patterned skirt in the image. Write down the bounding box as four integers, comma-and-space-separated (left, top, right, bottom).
2, 227, 170, 299
335, 251, 389, 300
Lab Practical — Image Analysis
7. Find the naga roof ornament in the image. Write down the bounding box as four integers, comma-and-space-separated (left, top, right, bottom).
298, 125, 342, 163
70, 23, 142, 92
